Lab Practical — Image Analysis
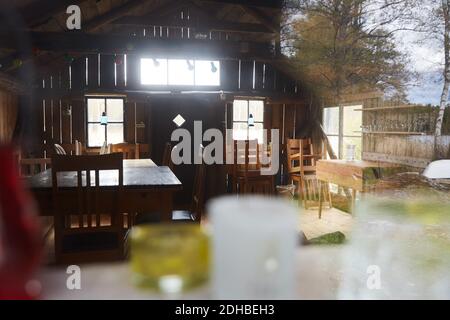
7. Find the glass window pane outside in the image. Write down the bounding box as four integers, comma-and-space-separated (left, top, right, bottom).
249, 100, 264, 122
87, 98, 105, 122
195, 60, 220, 86
233, 122, 248, 140
343, 105, 362, 136
326, 135, 340, 159
141, 58, 168, 85
88, 124, 105, 147
233, 100, 248, 121
106, 99, 124, 122
107, 124, 124, 144
343, 136, 362, 160
249, 123, 264, 143
323, 107, 339, 135
168, 59, 195, 85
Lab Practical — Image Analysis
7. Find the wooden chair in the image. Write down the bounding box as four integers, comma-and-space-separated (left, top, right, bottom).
19, 158, 51, 177
162, 142, 175, 170
52, 142, 83, 156
301, 175, 332, 211
51, 153, 125, 264
285, 138, 320, 202
231, 140, 275, 195
110, 143, 139, 159
137, 143, 150, 159
172, 163, 206, 222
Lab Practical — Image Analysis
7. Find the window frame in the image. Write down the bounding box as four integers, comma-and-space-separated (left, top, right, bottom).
232, 99, 265, 141
86, 97, 125, 148
323, 104, 362, 159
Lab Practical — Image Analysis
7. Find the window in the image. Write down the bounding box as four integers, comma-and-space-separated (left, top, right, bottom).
323, 105, 362, 160
140, 58, 220, 86
232, 100, 264, 143
141, 58, 167, 85
87, 98, 124, 147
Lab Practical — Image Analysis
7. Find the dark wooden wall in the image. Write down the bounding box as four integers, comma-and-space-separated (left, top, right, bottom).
0, 88, 18, 143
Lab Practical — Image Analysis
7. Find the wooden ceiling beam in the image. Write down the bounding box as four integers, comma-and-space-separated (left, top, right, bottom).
19, 0, 87, 27
199, 0, 282, 9
84, 0, 155, 32
0, 31, 276, 60
111, 16, 274, 34
239, 5, 279, 33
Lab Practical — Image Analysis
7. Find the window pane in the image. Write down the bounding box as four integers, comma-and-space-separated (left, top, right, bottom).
233, 122, 248, 140
249, 100, 264, 122
194, 60, 220, 86
87, 98, 105, 122
168, 59, 194, 85
323, 107, 339, 135
343, 105, 362, 136
107, 99, 124, 122
343, 137, 362, 160
107, 124, 124, 145
88, 124, 105, 147
233, 100, 248, 121
249, 123, 264, 143
141, 58, 167, 85
327, 135, 339, 158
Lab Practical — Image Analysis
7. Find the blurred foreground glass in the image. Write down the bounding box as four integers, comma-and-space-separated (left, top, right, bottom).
338, 197, 450, 299
130, 224, 210, 294
208, 196, 298, 299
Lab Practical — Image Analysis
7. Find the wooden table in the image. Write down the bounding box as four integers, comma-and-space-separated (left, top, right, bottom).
26, 159, 182, 221
316, 160, 403, 217
37, 246, 343, 299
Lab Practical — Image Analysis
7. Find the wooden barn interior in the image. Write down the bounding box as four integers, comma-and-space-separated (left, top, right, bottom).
0, 0, 449, 299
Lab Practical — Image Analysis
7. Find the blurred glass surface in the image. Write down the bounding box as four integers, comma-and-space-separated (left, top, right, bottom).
130, 224, 210, 293
209, 196, 299, 299
338, 196, 450, 299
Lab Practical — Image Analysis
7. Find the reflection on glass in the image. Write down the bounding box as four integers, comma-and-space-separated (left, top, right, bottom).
343, 137, 362, 160
343, 105, 362, 136
323, 107, 339, 135
233, 123, 248, 140
87, 98, 105, 122
339, 197, 450, 299
195, 60, 220, 86
233, 100, 248, 121
249, 100, 264, 122
327, 136, 339, 158
106, 99, 124, 122
107, 124, 124, 144
168, 59, 195, 85
130, 224, 210, 293
88, 124, 105, 147
249, 123, 264, 143
141, 58, 168, 85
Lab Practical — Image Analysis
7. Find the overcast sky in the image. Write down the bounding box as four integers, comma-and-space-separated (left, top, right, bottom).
397, 29, 444, 105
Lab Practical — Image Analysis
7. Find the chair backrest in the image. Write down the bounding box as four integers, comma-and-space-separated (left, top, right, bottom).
162, 142, 174, 170
54, 144, 67, 155
191, 163, 206, 221
110, 143, 139, 159
19, 158, 51, 177
137, 143, 150, 158
232, 139, 260, 177
51, 153, 124, 263
286, 138, 316, 174
52, 153, 124, 226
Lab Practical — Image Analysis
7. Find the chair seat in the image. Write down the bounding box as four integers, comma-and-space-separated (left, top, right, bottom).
172, 210, 195, 221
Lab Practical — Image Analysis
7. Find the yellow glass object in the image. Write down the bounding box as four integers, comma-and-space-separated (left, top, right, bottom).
130, 224, 210, 293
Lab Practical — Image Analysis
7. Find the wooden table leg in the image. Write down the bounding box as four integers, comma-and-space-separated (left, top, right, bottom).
351, 189, 357, 214
160, 192, 173, 221
318, 180, 323, 219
